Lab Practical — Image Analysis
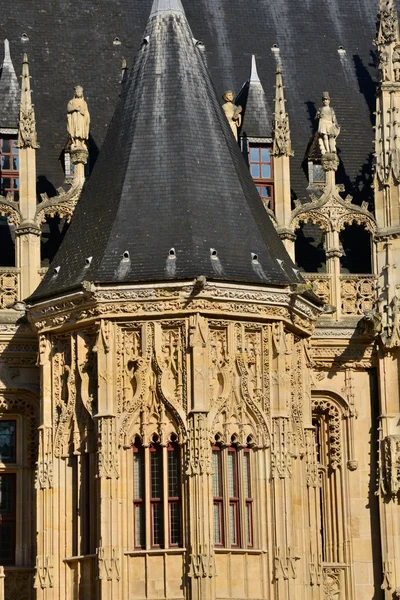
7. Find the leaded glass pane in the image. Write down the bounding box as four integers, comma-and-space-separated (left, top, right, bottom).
170, 503, 181, 545
152, 503, 163, 546
243, 452, 251, 498
214, 504, 221, 544
212, 451, 221, 496
151, 447, 162, 499
133, 451, 144, 500
135, 504, 145, 548
246, 504, 252, 546
0, 422, 16, 463
168, 447, 180, 498
229, 503, 237, 545
227, 451, 237, 497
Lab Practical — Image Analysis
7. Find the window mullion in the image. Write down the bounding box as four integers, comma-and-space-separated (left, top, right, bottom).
162, 445, 169, 549
144, 447, 151, 550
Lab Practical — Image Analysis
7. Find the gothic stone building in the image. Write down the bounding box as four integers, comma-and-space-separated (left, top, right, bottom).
0, 0, 399, 599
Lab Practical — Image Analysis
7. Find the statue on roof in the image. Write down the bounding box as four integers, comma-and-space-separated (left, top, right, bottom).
67, 85, 90, 150
316, 92, 340, 155
222, 90, 242, 141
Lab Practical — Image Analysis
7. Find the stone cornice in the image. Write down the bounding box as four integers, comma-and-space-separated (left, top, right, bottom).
28, 281, 322, 335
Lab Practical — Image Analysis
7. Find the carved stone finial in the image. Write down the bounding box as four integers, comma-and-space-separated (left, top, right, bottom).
17, 53, 39, 149
375, 0, 399, 47
316, 92, 340, 160
272, 64, 293, 158
67, 85, 90, 164
221, 90, 242, 141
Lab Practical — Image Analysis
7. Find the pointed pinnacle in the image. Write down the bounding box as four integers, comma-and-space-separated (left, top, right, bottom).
20, 52, 32, 110
3, 40, 12, 65
250, 55, 261, 84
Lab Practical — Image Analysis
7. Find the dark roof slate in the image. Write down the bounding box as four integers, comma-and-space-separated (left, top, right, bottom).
237, 56, 272, 139
30, 0, 297, 301
0, 40, 19, 130
0, 0, 378, 204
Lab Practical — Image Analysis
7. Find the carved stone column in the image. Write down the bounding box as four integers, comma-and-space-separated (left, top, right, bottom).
95, 321, 121, 600
186, 314, 216, 600
16, 53, 41, 299
272, 66, 295, 261
35, 334, 54, 600
15, 224, 41, 299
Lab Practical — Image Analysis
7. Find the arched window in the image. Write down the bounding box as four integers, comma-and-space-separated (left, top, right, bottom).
295, 222, 327, 273
133, 435, 182, 549
212, 438, 254, 549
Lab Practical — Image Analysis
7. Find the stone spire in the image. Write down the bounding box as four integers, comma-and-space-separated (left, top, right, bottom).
250, 54, 260, 84
17, 54, 39, 149
238, 55, 271, 138
0, 40, 20, 131
272, 65, 292, 158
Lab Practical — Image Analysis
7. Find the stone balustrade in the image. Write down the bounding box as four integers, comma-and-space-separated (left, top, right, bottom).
340, 274, 378, 316
0, 268, 20, 309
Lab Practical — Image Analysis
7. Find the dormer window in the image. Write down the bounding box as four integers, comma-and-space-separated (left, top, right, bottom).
0, 138, 19, 201
308, 160, 325, 186
249, 144, 274, 210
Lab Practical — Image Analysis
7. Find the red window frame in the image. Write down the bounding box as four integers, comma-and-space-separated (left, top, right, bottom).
249, 145, 274, 210
0, 138, 19, 202
212, 446, 224, 546
243, 449, 253, 547
150, 444, 163, 548
227, 447, 240, 547
167, 443, 181, 547
133, 442, 145, 549
0, 473, 16, 565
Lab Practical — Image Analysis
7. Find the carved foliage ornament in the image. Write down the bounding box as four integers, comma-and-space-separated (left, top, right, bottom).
312, 398, 342, 470
379, 434, 400, 497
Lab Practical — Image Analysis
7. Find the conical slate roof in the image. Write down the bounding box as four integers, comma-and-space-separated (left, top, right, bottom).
238, 56, 272, 139
0, 40, 19, 130
31, 0, 298, 302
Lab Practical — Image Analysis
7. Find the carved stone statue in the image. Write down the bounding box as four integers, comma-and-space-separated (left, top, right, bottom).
393, 45, 400, 80
316, 92, 340, 155
222, 90, 242, 141
67, 86, 90, 150
378, 48, 390, 81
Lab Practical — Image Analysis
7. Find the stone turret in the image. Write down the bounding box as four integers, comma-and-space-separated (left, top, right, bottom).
27, 1, 321, 599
